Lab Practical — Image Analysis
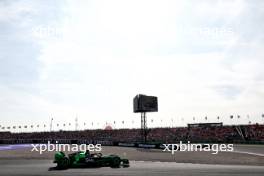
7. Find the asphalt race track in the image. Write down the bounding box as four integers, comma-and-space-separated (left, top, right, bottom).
0, 159, 264, 176
0, 145, 264, 175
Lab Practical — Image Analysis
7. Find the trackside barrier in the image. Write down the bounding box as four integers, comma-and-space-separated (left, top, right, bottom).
118, 143, 135, 147
138, 144, 156, 148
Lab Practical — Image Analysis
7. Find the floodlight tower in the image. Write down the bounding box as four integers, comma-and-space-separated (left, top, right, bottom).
133, 94, 158, 143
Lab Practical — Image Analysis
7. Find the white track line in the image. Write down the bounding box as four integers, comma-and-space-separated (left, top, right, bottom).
232, 151, 264, 157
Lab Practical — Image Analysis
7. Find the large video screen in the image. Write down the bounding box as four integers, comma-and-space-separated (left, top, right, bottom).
133, 94, 158, 113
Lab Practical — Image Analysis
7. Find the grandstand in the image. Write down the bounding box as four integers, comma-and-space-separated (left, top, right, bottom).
0, 123, 264, 145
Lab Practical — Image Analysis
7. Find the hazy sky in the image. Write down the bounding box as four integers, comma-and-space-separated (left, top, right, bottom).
1, 0, 264, 131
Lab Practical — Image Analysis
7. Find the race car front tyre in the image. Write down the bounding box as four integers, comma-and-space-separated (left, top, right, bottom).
110, 157, 121, 168
57, 157, 70, 169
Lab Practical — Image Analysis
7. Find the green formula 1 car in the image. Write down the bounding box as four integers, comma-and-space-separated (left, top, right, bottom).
53, 151, 129, 169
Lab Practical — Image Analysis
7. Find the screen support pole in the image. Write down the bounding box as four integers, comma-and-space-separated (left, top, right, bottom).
141, 112, 147, 143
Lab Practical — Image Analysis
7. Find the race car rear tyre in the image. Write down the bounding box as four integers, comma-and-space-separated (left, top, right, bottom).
57, 157, 70, 169
110, 157, 121, 168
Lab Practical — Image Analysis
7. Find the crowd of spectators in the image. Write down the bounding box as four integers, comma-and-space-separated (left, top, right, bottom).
243, 124, 264, 141
0, 124, 263, 144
